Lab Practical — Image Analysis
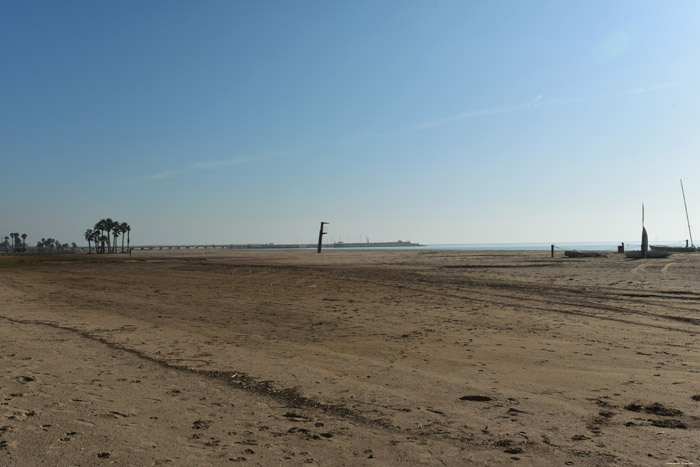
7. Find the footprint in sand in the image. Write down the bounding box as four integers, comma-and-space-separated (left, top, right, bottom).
152, 459, 174, 465
192, 419, 210, 430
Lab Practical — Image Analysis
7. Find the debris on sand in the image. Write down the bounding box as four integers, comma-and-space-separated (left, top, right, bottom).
624, 402, 682, 417
649, 419, 687, 429
459, 395, 493, 402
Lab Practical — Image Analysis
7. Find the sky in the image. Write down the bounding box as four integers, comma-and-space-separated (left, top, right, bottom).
2, 1, 700, 246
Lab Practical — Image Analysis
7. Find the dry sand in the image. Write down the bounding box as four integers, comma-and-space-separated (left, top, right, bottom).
0, 249, 699, 466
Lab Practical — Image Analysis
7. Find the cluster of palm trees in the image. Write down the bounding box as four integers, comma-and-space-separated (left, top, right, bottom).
2, 233, 28, 252
36, 238, 75, 252
1, 234, 78, 253
85, 219, 131, 254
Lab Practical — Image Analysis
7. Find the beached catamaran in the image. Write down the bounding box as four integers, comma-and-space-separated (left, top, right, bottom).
650, 179, 698, 253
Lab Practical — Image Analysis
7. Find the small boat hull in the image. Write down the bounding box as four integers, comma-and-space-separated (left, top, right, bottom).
625, 250, 672, 259
649, 245, 697, 253
564, 250, 606, 258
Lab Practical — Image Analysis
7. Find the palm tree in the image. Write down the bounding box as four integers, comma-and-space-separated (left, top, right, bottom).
93, 221, 102, 252
94, 219, 110, 253
94, 219, 105, 252
3, 236, 9, 252
125, 223, 131, 253
93, 230, 100, 247
105, 218, 115, 253
21, 233, 27, 249
85, 229, 94, 253
119, 222, 128, 253
102, 219, 111, 252
112, 224, 120, 253
89, 230, 100, 253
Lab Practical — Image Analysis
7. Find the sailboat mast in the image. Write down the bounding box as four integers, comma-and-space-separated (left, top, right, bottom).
641, 203, 648, 258
680, 179, 694, 247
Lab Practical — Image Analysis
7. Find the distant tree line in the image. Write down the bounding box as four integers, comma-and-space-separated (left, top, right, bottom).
2, 233, 77, 253
2, 233, 28, 252
36, 238, 77, 252
84, 218, 131, 254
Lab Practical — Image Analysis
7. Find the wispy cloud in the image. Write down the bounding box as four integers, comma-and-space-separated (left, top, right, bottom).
137, 149, 299, 183
143, 169, 180, 181
405, 81, 679, 133
190, 149, 299, 170
618, 81, 681, 97
137, 82, 680, 183
408, 102, 535, 131
190, 158, 245, 170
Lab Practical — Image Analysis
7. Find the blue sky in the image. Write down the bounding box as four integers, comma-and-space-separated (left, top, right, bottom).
2, 1, 700, 245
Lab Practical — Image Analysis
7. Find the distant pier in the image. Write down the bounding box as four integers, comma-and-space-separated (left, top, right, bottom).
134, 240, 423, 251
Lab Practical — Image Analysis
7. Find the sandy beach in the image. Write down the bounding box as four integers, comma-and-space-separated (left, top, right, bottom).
1, 249, 699, 465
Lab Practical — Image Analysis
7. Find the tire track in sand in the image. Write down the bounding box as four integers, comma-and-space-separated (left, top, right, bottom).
631, 261, 675, 274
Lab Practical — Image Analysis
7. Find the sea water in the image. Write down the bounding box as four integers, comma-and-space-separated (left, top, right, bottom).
344, 241, 688, 251
423, 242, 627, 251
243, 241, 690, 251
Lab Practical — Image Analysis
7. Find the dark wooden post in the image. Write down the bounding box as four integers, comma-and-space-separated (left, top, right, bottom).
551, 245, 554, 257
317, 222, 329, 253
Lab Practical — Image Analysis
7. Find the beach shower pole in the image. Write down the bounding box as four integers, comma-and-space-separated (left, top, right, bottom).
317, 222, 329, 253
